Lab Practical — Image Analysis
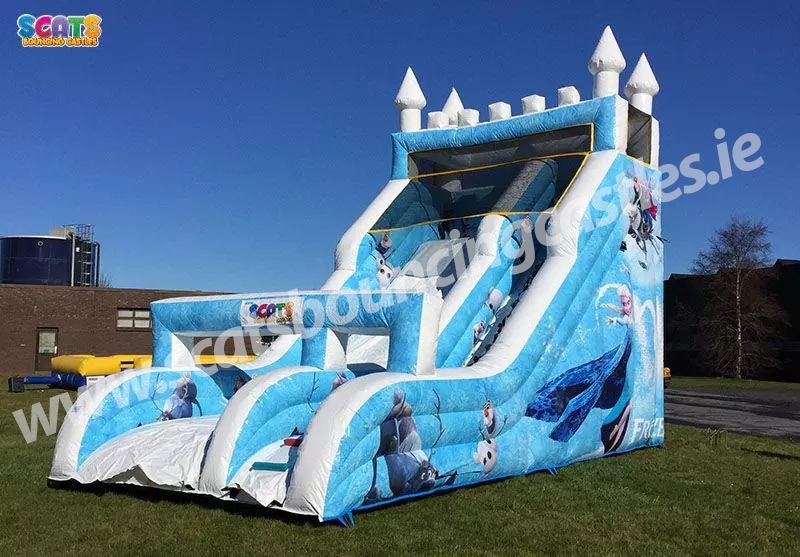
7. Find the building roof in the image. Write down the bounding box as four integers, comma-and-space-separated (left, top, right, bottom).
667, 259, 799, 281
0, 235, 68, 240
775, 259, 800, 267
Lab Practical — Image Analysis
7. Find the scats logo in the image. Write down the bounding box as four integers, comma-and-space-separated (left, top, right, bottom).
245, 301, 294, 324
17, 14, 102, 47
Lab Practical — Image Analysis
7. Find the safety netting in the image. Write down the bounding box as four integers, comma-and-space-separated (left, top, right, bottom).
371, 126, 592, 234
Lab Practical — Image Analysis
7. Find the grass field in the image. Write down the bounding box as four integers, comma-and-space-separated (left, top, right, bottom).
2, 389, 799, 556
670, 376, 800, 391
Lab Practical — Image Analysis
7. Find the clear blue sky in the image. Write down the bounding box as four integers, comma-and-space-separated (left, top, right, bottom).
2, 1, 798, 292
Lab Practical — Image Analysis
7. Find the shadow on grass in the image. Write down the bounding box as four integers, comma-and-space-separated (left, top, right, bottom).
47, 479, 324, 527
46, 444, 662, 526
47, 467, 562, 527
741, 448, 800, 462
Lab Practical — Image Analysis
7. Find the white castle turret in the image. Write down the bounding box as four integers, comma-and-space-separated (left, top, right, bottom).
394, 67, 427, 132
427, 111, 450, 129
442, 88, 465, 126
399, 27, 657, 133
488, 102, 512, 121
588, 26, 626, 98
558, 86, 580, 106
458, 108, 480, 126
521, 94, 546, 114
625, 54, 659, 114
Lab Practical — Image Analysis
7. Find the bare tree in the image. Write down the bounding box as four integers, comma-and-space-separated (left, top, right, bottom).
97, 273, 113, 288
691, 217, 783, 378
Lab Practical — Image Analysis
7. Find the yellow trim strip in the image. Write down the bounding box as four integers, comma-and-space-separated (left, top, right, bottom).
371, 211, 546, 234
370, 153, 591, 234
409, 151, 591, 180
374, 123, 600, 234
551, 152, 590, 208
622, 152, 656, 169
621, 112, 656, 169
408, 122, 596, 180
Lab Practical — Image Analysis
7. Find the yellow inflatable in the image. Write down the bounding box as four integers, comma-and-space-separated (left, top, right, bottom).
51, 354, 256, 376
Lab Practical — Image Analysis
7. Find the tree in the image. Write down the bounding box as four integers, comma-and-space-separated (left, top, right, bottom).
690, 217, 785, 379
97, 273, 113, 288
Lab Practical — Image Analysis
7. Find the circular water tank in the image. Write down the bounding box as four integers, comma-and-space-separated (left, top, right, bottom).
0, 236, 72, 285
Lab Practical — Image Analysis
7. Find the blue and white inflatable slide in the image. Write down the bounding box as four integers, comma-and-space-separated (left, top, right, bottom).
51, 28, 665, 523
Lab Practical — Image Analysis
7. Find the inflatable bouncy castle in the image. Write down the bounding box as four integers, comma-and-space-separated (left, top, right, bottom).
50, 27, 664, 524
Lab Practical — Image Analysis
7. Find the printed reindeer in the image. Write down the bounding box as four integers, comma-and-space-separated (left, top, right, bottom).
363, 389, 458, 504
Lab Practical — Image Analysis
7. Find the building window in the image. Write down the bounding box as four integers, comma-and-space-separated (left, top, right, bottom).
117, 308, 151, 330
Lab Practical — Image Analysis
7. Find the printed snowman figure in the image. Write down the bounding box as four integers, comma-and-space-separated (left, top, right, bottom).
376, 256, 394, 288
473, 400, 505, 474
377, 232, 392, 255
474, 438, 498, 474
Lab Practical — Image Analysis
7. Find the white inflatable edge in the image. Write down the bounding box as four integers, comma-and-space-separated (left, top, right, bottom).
197, 366, 317, 495
50, 368, 173, 481
615, 96, 629, 153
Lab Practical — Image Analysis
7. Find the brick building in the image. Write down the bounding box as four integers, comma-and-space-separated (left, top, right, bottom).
0, 284, 221, 375
664, 259, 800, 381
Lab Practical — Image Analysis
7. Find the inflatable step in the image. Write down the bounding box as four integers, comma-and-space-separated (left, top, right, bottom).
77, 416, 220, 489
231, 435, 303, 507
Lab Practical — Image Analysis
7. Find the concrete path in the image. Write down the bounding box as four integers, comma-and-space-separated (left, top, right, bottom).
665, 387, 800, 440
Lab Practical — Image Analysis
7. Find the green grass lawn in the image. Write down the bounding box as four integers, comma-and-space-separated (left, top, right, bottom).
1, 389, 799, 556
670, 376, 800, 391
